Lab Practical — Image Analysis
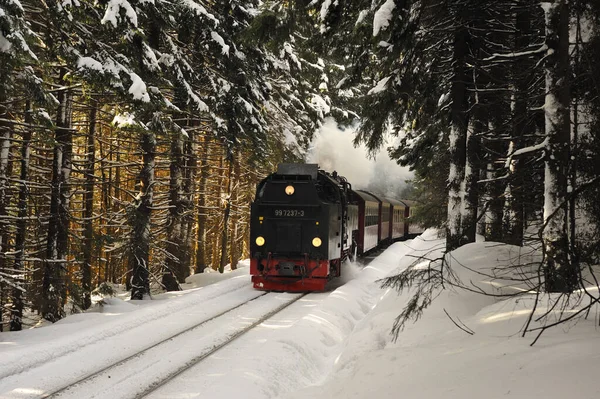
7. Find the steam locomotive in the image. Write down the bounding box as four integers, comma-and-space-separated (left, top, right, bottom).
249, 164, 420, 292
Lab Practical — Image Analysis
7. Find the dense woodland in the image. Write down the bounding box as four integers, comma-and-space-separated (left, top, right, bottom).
1, 0, 599, 333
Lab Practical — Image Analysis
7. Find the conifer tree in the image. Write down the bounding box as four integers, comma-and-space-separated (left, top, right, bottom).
1, 0, 39, 329
248, 0, 347, 154
576, 1, 600, 266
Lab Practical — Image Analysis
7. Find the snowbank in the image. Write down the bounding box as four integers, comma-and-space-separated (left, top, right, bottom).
285, 233, 600, 399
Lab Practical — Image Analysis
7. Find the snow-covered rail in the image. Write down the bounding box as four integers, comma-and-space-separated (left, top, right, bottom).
41, 292, 306, 399
1, 276, 254, 383
135, 292, 307, 399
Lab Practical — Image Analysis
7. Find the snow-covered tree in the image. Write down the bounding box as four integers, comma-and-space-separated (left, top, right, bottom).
0, 0, 40, 330
247, 0, 351, 155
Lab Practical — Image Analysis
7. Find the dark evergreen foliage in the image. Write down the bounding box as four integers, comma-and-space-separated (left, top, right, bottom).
310, 0, 600, 336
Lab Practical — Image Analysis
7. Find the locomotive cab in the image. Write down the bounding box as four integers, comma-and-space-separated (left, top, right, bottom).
250, 164, 351, 291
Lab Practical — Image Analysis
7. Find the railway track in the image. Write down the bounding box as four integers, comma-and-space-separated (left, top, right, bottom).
41, 292, 307, 399
0, 277, 253, 383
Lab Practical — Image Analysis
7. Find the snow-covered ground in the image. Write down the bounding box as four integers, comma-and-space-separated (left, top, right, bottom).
1, 230, 599, 398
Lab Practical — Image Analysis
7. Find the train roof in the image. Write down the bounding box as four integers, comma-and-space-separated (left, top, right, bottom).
354, 190, 413, 208
382, 197, 408, 207
353, 190, 381, 203
398, 199, 417, 207
367, 192, 391, 206
355, 190, 401, 206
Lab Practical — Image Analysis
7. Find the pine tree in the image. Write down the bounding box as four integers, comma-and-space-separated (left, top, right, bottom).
1, 0, 39, 330
247, 0, 347, 154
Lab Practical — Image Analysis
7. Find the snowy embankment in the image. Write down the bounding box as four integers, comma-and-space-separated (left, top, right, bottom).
1, 230, 599, 399
286, 232, 600, 399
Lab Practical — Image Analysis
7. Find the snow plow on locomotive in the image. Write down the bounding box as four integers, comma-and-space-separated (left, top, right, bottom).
249, 163, 421, 292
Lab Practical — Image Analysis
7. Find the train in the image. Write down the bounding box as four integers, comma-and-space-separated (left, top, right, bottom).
249, 163, 421, 292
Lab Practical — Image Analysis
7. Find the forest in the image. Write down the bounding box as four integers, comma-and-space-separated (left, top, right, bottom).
1, 0, 599, 333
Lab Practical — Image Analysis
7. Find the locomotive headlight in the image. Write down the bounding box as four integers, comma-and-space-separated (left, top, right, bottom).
312, 237, 322, 247
255, 236, 265, 246
285, 185, 295, 195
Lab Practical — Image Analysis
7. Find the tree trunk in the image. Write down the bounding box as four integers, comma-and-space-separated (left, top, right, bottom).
485, 123, 505, 242
1, 102, 14, 332
569, 9, 584, 273
81, 105, 97, 309
541, 0, 576, 292
219, 152, 234, 272
462, 116, 480, 244
98, 137, 108, 283
504, 4, 532, 246
195, 135, 210, 273
10, 102, 33, 331
43, 75, 73, 322
130, 130, 156, 300
446, 27, 469, 251
182, 130, 196, 276
213, 153, 224, 270
164, 80, 193, 286
165, 130, 185, 288
113, 146, 121, 284
0, 109, 11, 278
229, 155, 241, 270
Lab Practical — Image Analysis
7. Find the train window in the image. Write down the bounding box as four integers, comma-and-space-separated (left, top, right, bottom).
365, 203, 379, 226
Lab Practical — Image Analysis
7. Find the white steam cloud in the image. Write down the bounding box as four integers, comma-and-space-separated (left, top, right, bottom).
306, 119, 413, 197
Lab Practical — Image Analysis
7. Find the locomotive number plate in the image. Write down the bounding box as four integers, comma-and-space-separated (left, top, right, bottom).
274, 209, 305, 217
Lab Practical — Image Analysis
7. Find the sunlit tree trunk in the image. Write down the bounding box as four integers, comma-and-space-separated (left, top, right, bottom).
81, 104, 97, 309
43, 75, 73, 322
112, 145, 122, 283
195, 135, 210, 273
165, 129, 185, 289
130, 130, 156, 300
0, 104, 11, 278
10, 102, 33, 331
446, 26, 469, 251
219, 150, 234, 272
1, 101, 15, 332
182, 130, 196, 277
213, 153, 225, 270
229, 154, 241, 270
541, 0, 576, 292
164, 81, 191, 287
462, 115, 480, 244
